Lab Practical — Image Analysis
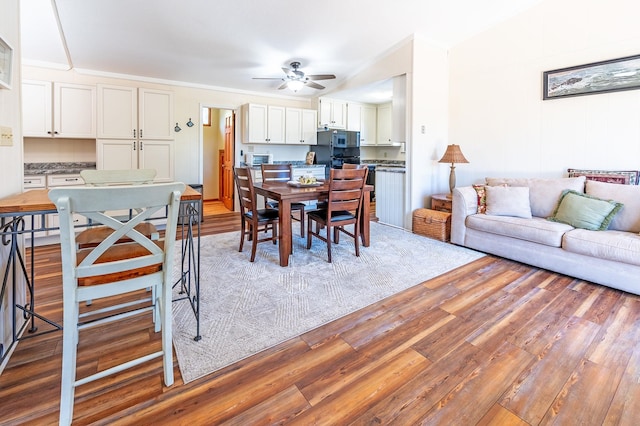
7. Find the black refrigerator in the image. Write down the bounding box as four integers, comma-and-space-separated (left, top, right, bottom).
313, 130, 361, 179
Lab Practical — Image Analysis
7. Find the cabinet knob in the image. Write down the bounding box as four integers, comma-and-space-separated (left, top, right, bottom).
140, 141, 143, 150
133, 129, 136, 138
139, 129, 143, 138
133, 141, 136, 150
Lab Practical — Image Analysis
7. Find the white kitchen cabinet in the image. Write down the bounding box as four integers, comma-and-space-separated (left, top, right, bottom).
285, 108, 318, 145
244, 103, 285, 144
96, 139, 174, 182
46, 174, 88, 236
96, 84, 174, 181
97, 84, 174, 140
318, 98, 347, 129
376, 169, 405, 228
348, 103, 377, 146
376, 103, 392, 145
23, 80, 96, 138
23, 175, 47, 240
347, 102, 362, 132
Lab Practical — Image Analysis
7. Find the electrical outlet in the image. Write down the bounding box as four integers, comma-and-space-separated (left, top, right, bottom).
421, 125, 426, 134
0, 126, 13, 146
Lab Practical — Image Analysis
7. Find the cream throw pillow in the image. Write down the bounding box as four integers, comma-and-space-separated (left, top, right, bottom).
485, 186, 532, 219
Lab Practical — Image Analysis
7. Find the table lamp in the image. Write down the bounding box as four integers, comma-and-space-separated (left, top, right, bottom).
438, 144, 469, 196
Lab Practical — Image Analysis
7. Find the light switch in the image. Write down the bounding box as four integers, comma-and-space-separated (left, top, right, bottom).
0, 126, 13, 146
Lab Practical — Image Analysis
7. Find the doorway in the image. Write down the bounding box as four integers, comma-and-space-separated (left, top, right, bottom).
202, 107, 235, 214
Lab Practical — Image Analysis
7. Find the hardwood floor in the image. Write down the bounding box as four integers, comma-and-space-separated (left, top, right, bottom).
2, 211, 640, 425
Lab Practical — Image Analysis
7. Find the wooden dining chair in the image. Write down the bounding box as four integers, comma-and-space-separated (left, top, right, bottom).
49, 182, 185, 426
306, 167, 368, 262
261, 163, 306, 237
234, 166, 279, 262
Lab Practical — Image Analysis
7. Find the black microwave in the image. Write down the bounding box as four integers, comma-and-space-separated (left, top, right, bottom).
331, 131, 360, 148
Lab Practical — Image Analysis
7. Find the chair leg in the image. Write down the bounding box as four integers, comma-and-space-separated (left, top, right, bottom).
238, 218, 246, 252
298, 207, 305, 237
326, 224, 333, 263
250, 226, 258, 262
306, 216, 313, 249
161, 279, 174, 386
59, 298, 80, 426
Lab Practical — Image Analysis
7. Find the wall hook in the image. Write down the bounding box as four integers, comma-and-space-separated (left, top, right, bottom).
174, 123, 182, 132
186, 118, 194, 127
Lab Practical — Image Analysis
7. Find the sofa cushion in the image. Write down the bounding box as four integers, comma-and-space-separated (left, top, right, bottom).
563, 229, 640, 267
548, 190, 623, 231
466, 215, 573, 247
486, 176, 586, 218
586, 180, 640, 233
485, 186, 532, 218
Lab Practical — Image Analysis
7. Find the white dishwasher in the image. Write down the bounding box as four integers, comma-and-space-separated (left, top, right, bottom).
375, 168, 405, 228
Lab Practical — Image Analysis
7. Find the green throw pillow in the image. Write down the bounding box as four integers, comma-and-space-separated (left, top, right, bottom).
547, 190, 623, 231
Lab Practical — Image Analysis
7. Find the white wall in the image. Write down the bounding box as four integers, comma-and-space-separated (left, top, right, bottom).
0, 0, 24, 373
449, 0, 640, 187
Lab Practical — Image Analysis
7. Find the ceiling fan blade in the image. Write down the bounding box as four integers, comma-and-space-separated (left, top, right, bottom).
277, 81, 289, 90
282, 67, 292, 76
306, 74, 336, 81
306, 81, 325, 90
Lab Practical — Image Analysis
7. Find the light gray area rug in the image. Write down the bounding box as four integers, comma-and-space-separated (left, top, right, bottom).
171, 222, 484, 383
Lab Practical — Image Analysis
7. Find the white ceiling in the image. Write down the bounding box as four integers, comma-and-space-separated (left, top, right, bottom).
20, 0, 544, 102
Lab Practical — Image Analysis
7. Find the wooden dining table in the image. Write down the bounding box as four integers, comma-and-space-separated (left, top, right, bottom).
253, 181, 373, 267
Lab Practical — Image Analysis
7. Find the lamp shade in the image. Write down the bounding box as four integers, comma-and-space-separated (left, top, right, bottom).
438, 144, 469, 164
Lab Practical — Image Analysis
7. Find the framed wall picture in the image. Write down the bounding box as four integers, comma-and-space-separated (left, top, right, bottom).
0, 35, 13, 89
543, 54, 640, 100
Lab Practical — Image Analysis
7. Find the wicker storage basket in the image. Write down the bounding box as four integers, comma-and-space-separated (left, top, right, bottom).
412, 208, 451, 242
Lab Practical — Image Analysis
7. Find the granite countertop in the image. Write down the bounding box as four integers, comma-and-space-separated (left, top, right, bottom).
24, 162, 97, 175
362, 160, 406, 172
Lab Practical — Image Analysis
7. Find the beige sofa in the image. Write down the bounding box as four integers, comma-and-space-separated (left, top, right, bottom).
451, 176, 640, 294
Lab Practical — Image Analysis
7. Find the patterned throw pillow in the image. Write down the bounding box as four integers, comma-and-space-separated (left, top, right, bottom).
473, 184, 487, 213
567, 168, 639, 185
473, 183, 508, 214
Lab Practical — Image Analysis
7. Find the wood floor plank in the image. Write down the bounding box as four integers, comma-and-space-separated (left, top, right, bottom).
476, 403, 531, 426
219, 385, 310, 425
290, 348, 430, 425
420, 341, 534, 425
499, 316, 601, 425
350, 341, 484, 425
541, 358, 624, 425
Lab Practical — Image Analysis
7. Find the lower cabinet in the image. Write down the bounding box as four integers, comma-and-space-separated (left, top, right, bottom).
375, 170, 405, 227
96, 139, 174, 182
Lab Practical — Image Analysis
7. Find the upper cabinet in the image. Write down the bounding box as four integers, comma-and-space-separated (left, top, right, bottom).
376, 103, 392, 145
23, 80, 96, 138
318, 97, 347, 129
97, 84, 174, 140
285, 107, 318, 145
347, 102, 377, 146
96, 84, 174, 181
243, 103, 285, 144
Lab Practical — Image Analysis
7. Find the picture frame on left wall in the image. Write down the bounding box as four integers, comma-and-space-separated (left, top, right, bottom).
0, 35, 13, 89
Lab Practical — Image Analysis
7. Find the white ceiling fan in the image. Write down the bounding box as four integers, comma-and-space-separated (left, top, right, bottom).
253, 61, 336, 92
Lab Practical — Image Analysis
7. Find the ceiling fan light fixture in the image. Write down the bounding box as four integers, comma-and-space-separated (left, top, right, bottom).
287, 79, 305, 92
